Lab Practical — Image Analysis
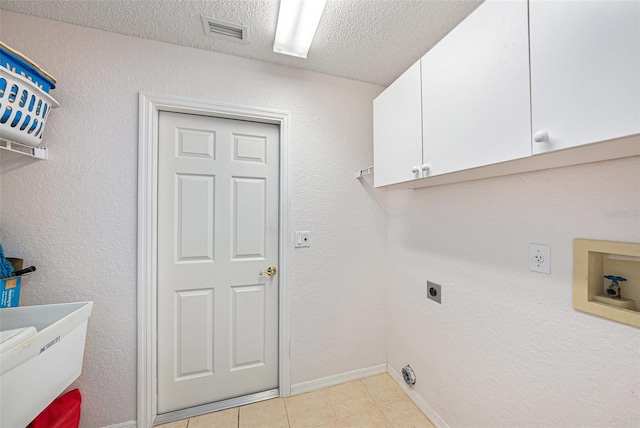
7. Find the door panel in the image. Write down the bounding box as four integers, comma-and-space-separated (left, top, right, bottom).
373, 60, 423, 187
421, 0, 531, 176
157, 111, 280, 414
177, 128, 216, 159
232, 177, 266, 260
530, 0, 640, 152
174, 289, 214, 380
175, 174, 215, 262
233, 134, 267, 163
230, 284, 266, 370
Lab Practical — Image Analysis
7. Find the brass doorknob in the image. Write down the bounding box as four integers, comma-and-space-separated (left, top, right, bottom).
259, 266, 277, 276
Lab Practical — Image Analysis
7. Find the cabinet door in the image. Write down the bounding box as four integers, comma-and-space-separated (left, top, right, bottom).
421, 0, 531, 176
373, 61, 423, 187
530, 0, 640, 154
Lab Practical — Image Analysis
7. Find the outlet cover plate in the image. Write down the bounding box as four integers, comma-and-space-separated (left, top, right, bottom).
427, 281, 442, 304
529, 243, 550, 274
294, 231, 310, 248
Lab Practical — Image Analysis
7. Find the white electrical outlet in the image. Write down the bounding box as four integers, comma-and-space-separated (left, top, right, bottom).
529, 244, 550, 274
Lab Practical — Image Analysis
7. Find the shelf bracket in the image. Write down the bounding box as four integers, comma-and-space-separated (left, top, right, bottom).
355, 166, 374, 179
0, 138, 48, 160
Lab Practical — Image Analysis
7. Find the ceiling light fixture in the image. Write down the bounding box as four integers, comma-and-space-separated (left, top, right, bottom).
273, 0, 328, 59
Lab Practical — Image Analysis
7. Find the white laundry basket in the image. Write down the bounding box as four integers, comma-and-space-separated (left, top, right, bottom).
0, 68, 59, 147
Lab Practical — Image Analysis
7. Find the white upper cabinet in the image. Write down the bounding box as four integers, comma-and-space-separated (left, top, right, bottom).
421, 0, 531, 177
530, 0, 640, 154
373, 61, 423, 187
372, 0, 640, 188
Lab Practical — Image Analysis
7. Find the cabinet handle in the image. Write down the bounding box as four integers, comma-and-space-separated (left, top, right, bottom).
533, 130, 549, 143
421, 164, 430, 172
411, 166, 419, 173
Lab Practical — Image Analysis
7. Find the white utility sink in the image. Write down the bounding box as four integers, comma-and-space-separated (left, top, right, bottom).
0, 302, 93, 428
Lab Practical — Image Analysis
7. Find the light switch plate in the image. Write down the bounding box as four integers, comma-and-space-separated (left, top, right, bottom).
529, 243, 550, 274
294, 231, 310, 248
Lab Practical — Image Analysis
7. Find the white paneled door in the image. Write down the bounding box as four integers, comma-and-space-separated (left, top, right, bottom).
157, 111, 280, 414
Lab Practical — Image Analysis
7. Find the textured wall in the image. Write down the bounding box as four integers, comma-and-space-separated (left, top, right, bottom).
387, 156, 640, 427
0, 12, 388, 427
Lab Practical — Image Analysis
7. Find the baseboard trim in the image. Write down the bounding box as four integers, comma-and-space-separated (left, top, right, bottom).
102, 421, 137, 428
387, 366, 450, 428
290, 363, 388, 396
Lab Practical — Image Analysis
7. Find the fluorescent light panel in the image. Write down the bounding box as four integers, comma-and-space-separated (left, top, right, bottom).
273, 0, 328, 58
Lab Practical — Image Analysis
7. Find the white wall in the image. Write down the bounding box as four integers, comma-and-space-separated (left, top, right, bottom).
0, 12, 388, 427
387, 156, 640, 427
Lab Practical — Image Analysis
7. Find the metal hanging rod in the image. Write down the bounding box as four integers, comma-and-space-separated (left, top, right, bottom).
0, 138, 48, 160
354, 166, 374, 179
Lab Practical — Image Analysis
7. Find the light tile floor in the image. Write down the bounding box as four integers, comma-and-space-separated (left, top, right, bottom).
157, 373, 435, 428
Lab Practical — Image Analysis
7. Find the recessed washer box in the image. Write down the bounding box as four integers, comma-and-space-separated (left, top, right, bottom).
0, 301, 93, 427
573, 239, 640, 328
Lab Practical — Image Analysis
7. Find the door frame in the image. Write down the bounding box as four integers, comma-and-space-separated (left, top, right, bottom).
137, 92, 291, 428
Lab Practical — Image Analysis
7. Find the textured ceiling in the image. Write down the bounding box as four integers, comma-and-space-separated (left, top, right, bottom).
0, 0, 483, 86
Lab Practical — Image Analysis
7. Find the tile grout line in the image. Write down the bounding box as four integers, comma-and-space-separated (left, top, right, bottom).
373, 400, 396, 427
322, 388, 341, 426
359, 378, 396, 426
379, 402, 397, 427
283, 396, 293, 428
327, 379, 385, 426
361, 375, 411, 427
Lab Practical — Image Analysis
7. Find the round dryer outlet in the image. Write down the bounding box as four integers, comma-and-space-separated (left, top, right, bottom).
402, 365, 416, 387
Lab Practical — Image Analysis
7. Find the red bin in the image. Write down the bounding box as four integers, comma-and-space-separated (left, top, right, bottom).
28, 389, 81, 428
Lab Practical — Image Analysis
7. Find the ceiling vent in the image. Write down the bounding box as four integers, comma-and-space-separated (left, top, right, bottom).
201, 16, 248, 43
